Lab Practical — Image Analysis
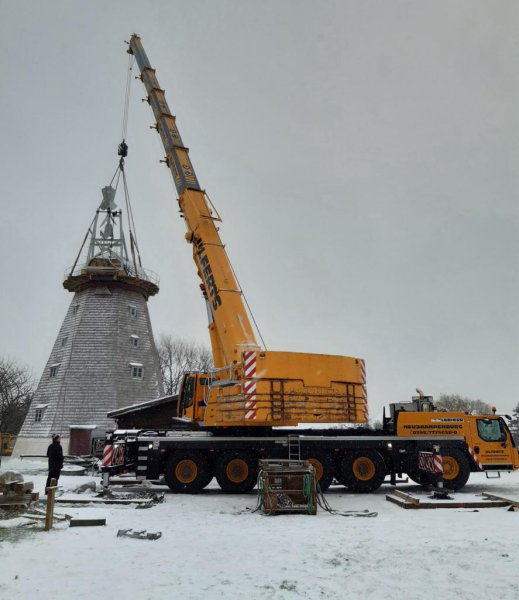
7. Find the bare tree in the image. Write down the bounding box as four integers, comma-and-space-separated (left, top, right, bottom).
0, 358, 35, 434
508, 402, 519, 445
435, 393, 491, 415
157, 335, 213, 395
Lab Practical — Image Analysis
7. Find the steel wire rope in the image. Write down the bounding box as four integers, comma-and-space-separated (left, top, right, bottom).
121, 54, 135, 142
121, 165, 143, 268
223, 246, 267, 350
117, 53, 144, 274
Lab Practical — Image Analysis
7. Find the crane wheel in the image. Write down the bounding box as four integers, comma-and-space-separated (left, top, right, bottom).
340, 450, 386, 493
303, 450, 334, 491
440, 449, 470, 490
164, 450, 213, 493
215, 451, 258, 493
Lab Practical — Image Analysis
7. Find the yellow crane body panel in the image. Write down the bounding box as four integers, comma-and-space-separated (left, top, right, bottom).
203, 350, 368, 427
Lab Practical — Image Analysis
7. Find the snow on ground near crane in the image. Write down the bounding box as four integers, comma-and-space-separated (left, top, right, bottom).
1, 458, 519, 600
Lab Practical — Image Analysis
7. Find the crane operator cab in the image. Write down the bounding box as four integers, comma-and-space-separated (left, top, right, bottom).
177, 373, 211, 422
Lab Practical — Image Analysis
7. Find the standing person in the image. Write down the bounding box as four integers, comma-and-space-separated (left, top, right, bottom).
46, 434, 64, 494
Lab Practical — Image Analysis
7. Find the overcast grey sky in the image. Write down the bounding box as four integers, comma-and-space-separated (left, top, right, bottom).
0, 1, 517, 420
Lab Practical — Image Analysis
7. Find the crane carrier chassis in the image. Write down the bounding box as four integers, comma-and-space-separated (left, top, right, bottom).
104, 429, 469, 494
103, 397, 519, 494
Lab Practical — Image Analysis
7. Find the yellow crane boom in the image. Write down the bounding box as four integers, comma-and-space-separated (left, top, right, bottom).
129, 34, 258, 371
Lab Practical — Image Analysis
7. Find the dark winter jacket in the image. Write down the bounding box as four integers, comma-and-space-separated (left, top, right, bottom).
47, 441, 64, 472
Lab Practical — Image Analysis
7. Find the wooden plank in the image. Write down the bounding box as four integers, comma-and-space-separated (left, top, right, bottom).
414, 501, 509, 509
13, 482, 34, 494
0, 497, 30, 507
392, 490, 420, 504
109, 479, 143, 486
69, 518, 106, 527
55, 497, 152, 506
20, 513, 69, 522
20, 454, 47, 459
22, 507, 70, 521
481, 492, 519, 507
1, 482, 24, 494
386, 494, 510, 509
386, 494, 410, 508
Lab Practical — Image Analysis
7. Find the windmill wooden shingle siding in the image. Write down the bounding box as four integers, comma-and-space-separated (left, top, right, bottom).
14, 183, 164, 456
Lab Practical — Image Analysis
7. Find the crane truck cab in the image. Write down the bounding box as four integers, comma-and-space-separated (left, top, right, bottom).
384, 395, 519, 488
177, 372, 211, 423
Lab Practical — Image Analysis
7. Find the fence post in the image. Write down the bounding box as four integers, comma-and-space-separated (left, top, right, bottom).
45, 478, 57, 531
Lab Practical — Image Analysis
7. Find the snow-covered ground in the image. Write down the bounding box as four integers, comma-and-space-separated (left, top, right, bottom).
1, 457, 518, 600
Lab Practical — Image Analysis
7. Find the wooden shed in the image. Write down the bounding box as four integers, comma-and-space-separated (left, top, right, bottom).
107, 395, 179, 430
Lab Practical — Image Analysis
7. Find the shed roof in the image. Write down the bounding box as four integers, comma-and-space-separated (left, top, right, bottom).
107, 394, 178, 418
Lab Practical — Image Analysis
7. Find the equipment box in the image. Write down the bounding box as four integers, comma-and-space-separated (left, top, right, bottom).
259, 459, 317, 515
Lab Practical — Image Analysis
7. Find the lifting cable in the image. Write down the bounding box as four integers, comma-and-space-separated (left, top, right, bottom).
315, 484, 378, 517
110, 52, 143, 274
225, 249, 267, 350
121, 53, 135, 142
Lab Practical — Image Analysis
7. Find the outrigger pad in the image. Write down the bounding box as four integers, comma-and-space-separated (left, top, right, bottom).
428, 488, 454, 500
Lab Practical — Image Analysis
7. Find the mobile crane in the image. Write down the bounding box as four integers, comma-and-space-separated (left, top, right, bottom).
102, 36, 519, 494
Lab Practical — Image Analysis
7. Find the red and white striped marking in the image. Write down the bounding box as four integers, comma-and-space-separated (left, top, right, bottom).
111, 445, 125, 466
359, 360, 369, 421
468, 446, 484, 470
243, 351, 257, 420
433, 453, 443, 474
361, 385, 369, 421
418, 451, 443, 474
359, 359, 366, 384
102, 444, 113, 467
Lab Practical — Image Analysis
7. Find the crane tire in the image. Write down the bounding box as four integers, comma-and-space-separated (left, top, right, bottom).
215, 451, 258, 493
440, 448, 471, 490
303, 450, 334, 492
164, 450, 212, 493
340, 449, 386, 493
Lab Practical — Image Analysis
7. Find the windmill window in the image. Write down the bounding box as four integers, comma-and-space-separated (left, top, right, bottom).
62, 336, 68, 347
129, 305, 138, 318
49, 364, 60, 378
72, 304, 79, 315
130, 363, 144, 379
34, 404, 48, 422
131, 335, 139, 348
